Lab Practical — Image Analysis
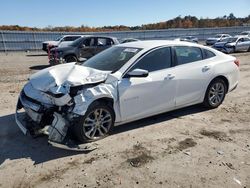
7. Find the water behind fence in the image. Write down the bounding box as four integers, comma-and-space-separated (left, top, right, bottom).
1, 26, 250, 52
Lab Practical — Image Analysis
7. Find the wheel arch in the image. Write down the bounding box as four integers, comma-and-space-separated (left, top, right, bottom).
64, 53, 78, 60
209, 75, 229, 93
89, 97, 116, 120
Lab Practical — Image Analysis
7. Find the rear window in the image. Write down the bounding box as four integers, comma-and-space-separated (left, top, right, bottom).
175, 46, 203, 65
203, 49, 216, 59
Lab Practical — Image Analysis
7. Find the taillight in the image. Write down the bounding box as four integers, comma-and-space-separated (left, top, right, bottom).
234, 59, 240, 67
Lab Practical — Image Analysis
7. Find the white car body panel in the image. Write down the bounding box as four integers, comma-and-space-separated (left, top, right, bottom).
16, 40, 239, 144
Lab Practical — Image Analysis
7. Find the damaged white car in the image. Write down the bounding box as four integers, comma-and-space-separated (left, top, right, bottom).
16, 40, 239, 148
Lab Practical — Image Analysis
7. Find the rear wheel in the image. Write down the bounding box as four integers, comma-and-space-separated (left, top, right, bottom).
247, 46, 250, 52
65, 55, 77, 63
203, 78, 227, 108
73, 102, 115, 143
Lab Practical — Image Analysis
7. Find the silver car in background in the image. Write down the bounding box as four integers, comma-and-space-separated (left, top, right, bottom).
213, 36, 250, 53
238, 31, 250, 37
206, 34, 231, 45
175, 36, 198, 43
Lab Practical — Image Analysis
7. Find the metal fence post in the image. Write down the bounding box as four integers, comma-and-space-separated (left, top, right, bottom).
33, 32, 38, 51
1, 31, 7, 53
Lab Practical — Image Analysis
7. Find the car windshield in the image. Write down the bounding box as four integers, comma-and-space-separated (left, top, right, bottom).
70, 37, 83, 47
55, 36, 63, 41
221, 37, 237, 43
83, 46, 142, 72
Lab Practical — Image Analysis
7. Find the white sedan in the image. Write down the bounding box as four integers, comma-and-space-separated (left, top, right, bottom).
16, 40, 239, 146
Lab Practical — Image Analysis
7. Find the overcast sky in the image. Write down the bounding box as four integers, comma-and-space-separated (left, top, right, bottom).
0, 0, 249, 27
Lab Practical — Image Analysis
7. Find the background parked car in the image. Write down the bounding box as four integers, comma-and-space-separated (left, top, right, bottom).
206, 34, 231, 45
213, 36, 250, 53
42, 35, 84, 52
238, 31, 250, 37
49, 36, 119, 65
174, 36, 198, 43
121, 38, 140, 43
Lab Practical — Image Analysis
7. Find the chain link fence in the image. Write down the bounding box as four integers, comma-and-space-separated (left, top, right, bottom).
1, 26, 250, 52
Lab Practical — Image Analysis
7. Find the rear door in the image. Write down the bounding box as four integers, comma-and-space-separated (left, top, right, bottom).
79, 37, 97, 59
173, 46, 215, 107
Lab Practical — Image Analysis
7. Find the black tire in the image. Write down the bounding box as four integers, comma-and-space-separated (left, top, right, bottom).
73, 102, 115, 143
65, 55, 77, 63
203, 78, 227, 109
248, 46, 250, 52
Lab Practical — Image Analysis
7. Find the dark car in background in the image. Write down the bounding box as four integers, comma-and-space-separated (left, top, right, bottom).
49, 36, 119, 65
213, 36, 250, 53
206, 34, 231, 45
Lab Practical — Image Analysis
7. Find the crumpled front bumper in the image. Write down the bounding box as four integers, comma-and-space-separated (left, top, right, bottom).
15, 92, 97, 151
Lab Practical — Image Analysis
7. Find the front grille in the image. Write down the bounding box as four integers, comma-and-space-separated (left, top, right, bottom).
42, 43, 48, 50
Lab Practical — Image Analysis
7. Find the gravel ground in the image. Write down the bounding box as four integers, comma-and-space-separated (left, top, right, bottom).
0, 51, 249, 188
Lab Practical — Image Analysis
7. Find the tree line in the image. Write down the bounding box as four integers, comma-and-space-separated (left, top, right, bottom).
0, 13, 250, 32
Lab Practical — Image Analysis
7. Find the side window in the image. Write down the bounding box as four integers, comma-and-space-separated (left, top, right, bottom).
71, 36, 81, 41
131, 47, 172, 72
243, 38, 250, 42
83, 38, 95, 47
97, 38, 107, 46
97, 38, 113, 46
175, 46, 202, 65
203, 49, 216, 59
63, 37, 72, 41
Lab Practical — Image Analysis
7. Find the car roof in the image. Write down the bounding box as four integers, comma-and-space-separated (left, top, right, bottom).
118, 40, 200, 49
234, 35, 250, 38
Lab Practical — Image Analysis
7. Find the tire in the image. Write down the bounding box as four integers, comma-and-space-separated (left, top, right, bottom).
247, 46, 250, 52
73, 102, 115, 143
65, 55, 77, 63
203, 78, 227, 109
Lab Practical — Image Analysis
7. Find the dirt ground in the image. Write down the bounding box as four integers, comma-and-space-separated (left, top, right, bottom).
0, 51, 249, 188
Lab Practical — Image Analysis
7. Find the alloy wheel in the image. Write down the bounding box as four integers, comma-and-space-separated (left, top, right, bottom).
83, 108, 112, 140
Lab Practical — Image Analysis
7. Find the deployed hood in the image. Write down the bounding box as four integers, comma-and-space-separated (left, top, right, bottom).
214, 41, 235, 47
29, 63, 110, 93
213, 41, 227, 47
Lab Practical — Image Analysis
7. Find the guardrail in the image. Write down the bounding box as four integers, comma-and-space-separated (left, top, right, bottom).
1, 26, 250, 52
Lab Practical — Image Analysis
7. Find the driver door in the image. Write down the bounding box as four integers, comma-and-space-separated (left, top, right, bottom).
118, 47, 176, 122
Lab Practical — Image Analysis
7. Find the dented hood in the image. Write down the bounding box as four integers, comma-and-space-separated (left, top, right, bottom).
29, 63, 109, 93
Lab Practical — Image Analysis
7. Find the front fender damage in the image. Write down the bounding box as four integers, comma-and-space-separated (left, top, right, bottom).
15, 79, 117, 151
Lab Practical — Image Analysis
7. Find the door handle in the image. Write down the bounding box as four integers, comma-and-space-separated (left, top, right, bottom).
164, 74, 175, 80
202, 66, 211, 72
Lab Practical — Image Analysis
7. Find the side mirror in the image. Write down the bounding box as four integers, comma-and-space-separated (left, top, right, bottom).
125, 69, 149, 78
80, 44, 86, 48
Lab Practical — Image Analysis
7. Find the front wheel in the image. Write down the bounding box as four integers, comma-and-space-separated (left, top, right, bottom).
65, 55, 77, 63
203, 78, 227, 109
73, 102, 115, 143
